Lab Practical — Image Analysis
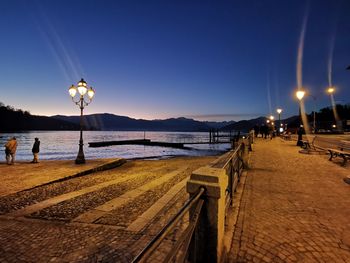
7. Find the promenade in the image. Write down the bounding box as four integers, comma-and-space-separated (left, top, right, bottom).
228, 137, 350, 262
0, 138, 349, 262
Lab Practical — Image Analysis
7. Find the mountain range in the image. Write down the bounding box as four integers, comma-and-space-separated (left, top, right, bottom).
52, 114, 236, 132
1, 102, 306, 132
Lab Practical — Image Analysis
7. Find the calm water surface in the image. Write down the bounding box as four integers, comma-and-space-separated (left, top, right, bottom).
0, 131, 230, 161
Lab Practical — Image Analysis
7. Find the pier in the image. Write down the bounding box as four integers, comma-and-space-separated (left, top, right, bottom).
88, 130, 240, 149
88, 139, 186, 149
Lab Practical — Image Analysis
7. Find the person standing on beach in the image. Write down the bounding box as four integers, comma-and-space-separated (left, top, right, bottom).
5, 137, 17, 165
31, 137, 40, 163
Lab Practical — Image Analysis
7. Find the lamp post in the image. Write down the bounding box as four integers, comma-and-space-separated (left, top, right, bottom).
276, 108, 282, 134
309, 95, 317, 133
296, 90, 305, 125
296, 90, 305, 146
68, 78, 95, 164
269, 115, 275, 138
326, 86, 341, 131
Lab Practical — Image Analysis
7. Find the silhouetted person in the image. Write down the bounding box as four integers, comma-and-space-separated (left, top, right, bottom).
5, 137, 17, 165
31, 138, 40, 163
253, 125, 259, 137
261, 125, 268, 139
297, 125, 304, 146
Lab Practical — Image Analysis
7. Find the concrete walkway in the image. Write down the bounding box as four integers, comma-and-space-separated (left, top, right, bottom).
228, 138, 350, 262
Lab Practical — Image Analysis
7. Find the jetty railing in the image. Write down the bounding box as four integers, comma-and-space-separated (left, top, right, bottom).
131, 187, 206, 263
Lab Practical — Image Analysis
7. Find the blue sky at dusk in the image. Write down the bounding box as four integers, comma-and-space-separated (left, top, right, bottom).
0, 0, 349, 121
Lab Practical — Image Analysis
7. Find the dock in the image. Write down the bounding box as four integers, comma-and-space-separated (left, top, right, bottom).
88, 139, 186, 149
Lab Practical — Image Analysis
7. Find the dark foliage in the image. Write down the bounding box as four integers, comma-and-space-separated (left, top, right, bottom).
0, 102, 79, 132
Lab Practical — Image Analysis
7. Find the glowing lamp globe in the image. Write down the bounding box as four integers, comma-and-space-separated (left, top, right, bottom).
88, 87, 95, 99
77, 78, 88, 95
277, 108, 282, 114
296, 90, 305, 101
327, 87, 335, 94
69, 85, 77, 97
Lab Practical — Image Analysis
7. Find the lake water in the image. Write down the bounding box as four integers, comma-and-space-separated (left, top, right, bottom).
0, 131, 230, 161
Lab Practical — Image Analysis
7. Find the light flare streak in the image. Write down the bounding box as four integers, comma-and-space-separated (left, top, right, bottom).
296, 4, 310, 135
32, 3, 85, 85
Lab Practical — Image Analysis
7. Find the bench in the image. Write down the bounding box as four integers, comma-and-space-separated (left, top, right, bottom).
300, 136, 316, 150
280, 133, 291, 140
328, 140, 350, 166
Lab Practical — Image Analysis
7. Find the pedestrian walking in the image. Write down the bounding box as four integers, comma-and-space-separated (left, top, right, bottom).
31, 137, 40, 163
5, 137, 17, 165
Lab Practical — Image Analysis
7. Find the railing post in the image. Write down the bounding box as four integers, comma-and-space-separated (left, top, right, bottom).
186, 166, 228, 263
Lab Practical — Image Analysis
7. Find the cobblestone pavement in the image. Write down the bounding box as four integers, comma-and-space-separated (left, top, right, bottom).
0, 156, 215, 262
228, 138, 350, 263
0, 159, 122, 197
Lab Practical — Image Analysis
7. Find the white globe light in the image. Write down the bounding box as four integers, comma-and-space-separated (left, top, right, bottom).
296, 90, 305, 101
77, 78, 88, 95
88, 87, 95, 99
69, 85, 77, 97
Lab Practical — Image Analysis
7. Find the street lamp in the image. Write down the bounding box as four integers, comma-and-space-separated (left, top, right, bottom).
296, 90, 305, 124
326, 86, 341, 131
295, 90, 305, 146
69, 78, 95, 164
296, 90, 305, 101
276, 108, 282, 134
327, 86, 335, 94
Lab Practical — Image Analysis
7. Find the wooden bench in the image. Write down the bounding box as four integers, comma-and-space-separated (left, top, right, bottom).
328, 140, 350, 166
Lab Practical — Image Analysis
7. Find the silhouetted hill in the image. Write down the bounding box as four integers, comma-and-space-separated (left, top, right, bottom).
220, 117, 267, 132
52, 114, 212, 132
203, 120, 236, 129
0, 103, 79, 132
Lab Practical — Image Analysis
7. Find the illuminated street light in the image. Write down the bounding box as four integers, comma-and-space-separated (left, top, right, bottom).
327, 86, 335, 94
295, 89, 305, 126
269, 115, 274, 120
276, 108, 282, 135
296, 90, 305, 101
326, 86, 342, 132
69, 78, 95, 164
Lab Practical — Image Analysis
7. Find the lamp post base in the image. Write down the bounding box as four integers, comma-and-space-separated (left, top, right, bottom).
75, 157, 86, 164
75, 143, 85, 164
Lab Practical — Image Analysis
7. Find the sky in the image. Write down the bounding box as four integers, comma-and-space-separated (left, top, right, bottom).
0, 0, 349, 121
